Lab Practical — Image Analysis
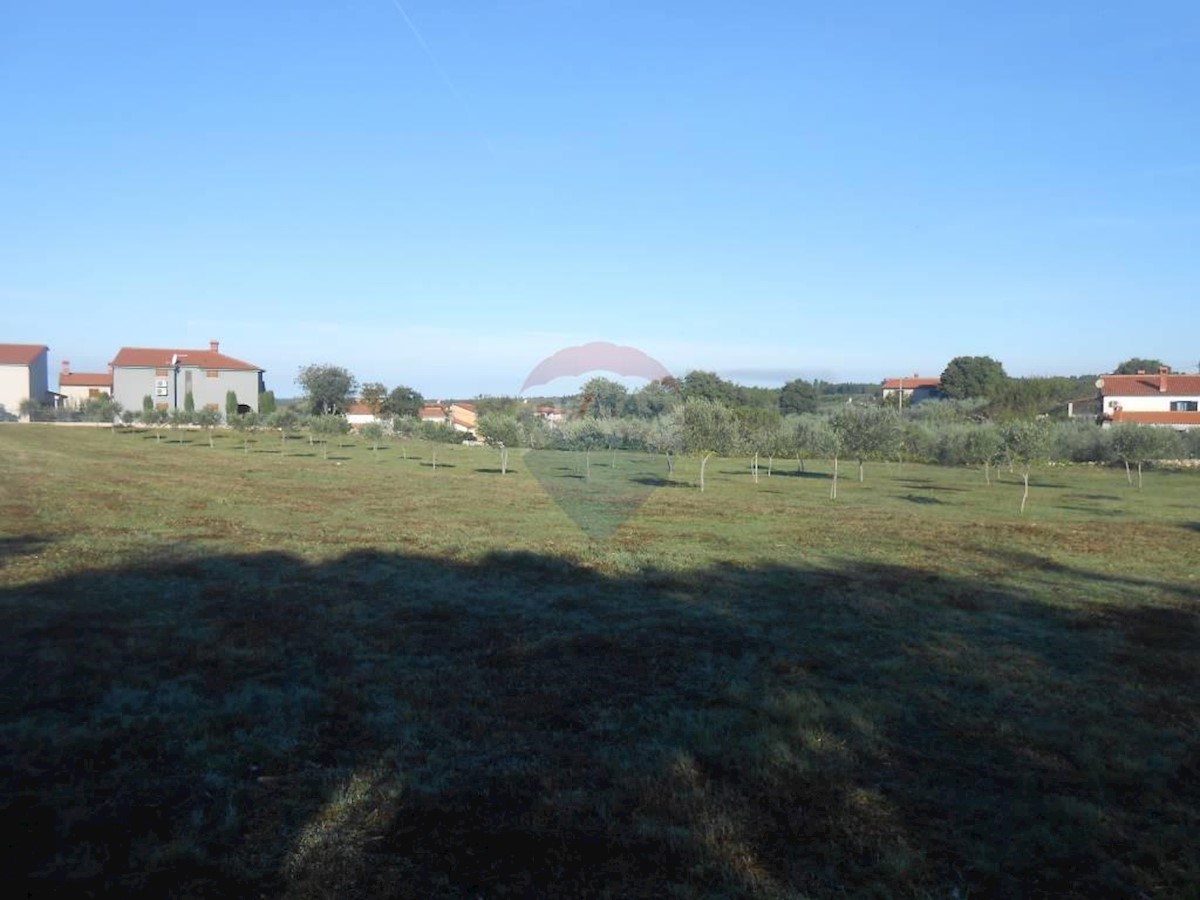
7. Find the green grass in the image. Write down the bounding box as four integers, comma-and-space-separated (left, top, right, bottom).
2, 425, 1198, 897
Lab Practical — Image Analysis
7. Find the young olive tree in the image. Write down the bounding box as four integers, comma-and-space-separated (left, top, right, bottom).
962, 423, 1004, 485
195, 407, 222, 447
831, 405, 901, 483
478, 412, 524, 474
360, 422, 386, 460
1001, 420, 1050, 513
1110, 424, 1183, 489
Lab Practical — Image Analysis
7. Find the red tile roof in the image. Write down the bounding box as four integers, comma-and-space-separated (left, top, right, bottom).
60, 372, 113, 387
346, 402, 375, 415
111, 346, 261, 371
0, 344, 49, 366
882, 377, 940, 390
418, 405, 446, 419
1110, 409, 1200, 427
1100, 373, 1200, 397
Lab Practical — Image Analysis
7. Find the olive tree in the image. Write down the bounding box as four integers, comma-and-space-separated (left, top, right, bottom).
1001, 420, 1050, 513
831, 405, 901, 483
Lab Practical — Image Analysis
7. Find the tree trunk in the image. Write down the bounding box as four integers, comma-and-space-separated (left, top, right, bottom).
983, 459, 990, 485
753, 452, 759, 484
208, 430, 214, 449
1137, 461, 1143, 490
585, 449, 591, 482
767, 455, 773, 477
1020, 469, 1030, 514
858, 459, 865, 482
700, 452, 712, 492
432, 448, 437, 471
611, 447, 616, 469
500, 447, 508, 475
1124, 459, 1132, 485
830, 455, 839, 499
665, 450, 673, 474
321, 439, 327, 460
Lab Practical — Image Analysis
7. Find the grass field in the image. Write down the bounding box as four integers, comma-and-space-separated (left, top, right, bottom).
2, 424, 1198, 897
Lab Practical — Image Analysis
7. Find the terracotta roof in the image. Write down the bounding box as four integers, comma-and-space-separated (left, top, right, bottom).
1101, 373, 1200, 397
111, 346, 262, 371
346, 402, 375, 415
418, 405, 446, 419
882, 377, 941, 390
1110, 409, 1200, 427
0, 344, 48, 365
59, 372, 113, 387
451, 402, 476, 411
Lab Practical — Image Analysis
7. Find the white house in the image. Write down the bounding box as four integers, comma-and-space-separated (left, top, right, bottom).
881, 376, 942, 407
58, 361, 114, 408
1099, 367, 1200, 429
0, 344, 50, 421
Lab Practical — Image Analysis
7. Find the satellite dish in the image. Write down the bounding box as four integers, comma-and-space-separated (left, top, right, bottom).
1094, 378, 1105, 389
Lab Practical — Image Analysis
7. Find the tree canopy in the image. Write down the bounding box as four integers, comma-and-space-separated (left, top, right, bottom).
779, 378, 818, 415
940, 356, 1008, 400
1113, 357, 1166, 375
296, 364, 357, 415
383, 385, 424, 418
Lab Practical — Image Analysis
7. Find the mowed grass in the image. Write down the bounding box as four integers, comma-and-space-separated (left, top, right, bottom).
1, 425, 1198, 898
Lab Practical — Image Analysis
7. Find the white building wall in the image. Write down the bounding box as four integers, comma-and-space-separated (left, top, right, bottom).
0, 366, 29, 419
1103, 393, 1200, 413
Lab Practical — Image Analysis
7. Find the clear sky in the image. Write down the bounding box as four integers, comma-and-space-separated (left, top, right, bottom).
3, 1, 1198, 398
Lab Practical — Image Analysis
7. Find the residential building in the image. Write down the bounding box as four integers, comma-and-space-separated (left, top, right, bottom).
1099, 367, 1200, 429
881, 376, 941, 406
110, 341, 265, 419
0, 344, 50, 421
448, 402, 477, 433
58, 361, 114, 408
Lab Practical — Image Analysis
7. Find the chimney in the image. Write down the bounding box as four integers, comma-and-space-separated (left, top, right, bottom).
1159, 365, 1169, 392
61, 360, 70, 375
209, 340, 219, 353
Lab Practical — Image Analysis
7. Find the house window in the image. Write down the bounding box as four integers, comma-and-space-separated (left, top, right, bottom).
207, 370, 220, 378
1169, 400, 1199, 412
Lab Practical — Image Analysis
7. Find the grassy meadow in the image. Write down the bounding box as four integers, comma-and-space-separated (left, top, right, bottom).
1, 424, 1198, 897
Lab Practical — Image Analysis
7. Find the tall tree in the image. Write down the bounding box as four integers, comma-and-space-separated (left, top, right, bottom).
384, 385, 424, 418
296, 364, 357, 415
360, 382, 388, 415
940, 356, 1008, 400
579, 377, 628, 418
779, 378, 818, 415
1113, 357, 1166, 375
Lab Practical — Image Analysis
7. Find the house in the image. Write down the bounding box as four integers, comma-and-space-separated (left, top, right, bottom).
110, 341, 265, 419
58, 361, 114, 408
0, 344, 50, 421
1099, 367, 1200, 429
418, 404, 448, 425
535, 405, 566, 423
448, 402, 477, 433
881, 375, 942, 406
346, 402, 383, 428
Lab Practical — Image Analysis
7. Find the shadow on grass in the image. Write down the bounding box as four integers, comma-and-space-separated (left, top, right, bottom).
475, 468, 518, 475
418, 462, 456, 469
897, 479, 968, 493
630, 476, 687, 488
1183, 522, 1200, 533
770, 469, 829, 480
0, 535, 49, 566
901, 494, 946, 505
2, 550, 1197, 897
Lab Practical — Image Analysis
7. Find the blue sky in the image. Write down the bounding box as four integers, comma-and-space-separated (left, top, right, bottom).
3, 0, 1198, 398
